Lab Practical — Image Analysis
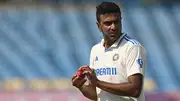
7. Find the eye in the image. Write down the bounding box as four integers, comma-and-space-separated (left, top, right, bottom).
103, 20, 120, 26
104, 21, 112, 26
114, 20, 120, 24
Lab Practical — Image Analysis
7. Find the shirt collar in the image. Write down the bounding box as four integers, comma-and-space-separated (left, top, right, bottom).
101, 33, 126, 48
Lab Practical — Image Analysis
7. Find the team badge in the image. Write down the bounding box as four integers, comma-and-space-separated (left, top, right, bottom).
137, 59, 143, 68
113, 53, 119, 61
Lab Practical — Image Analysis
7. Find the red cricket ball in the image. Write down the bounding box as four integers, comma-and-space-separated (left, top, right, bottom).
76, 69, 85, 79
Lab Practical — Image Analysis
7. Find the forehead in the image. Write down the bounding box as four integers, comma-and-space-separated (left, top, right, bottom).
100, 13, 121, 22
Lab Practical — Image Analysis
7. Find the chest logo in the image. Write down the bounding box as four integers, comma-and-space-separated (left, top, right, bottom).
113, 53, 119, 61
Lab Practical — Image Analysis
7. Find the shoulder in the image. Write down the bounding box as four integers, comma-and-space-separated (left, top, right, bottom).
90, 41, 102, 56
122, 35, 146, 53
123, 35, 141, 46
90, 42, 102, 53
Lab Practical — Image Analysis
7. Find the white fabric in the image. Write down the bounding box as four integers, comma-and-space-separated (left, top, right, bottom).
89, 34, 146, 101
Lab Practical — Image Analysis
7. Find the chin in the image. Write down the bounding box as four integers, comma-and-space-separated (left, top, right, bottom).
110, 37, 118, 41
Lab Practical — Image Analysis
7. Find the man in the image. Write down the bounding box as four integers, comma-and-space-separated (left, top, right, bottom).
72, 1, 146, 101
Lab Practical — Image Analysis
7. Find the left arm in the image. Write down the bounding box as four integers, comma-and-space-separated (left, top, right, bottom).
96, 74, 143, 98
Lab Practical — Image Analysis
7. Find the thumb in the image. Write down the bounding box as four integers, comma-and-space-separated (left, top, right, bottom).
83, 72, 91, 80
72, 74, 77, 81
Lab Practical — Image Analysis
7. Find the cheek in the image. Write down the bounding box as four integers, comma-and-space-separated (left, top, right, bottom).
102, 26, 111, 32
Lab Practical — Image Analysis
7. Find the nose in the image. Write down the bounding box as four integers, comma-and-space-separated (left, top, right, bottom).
111, 23, 117, 30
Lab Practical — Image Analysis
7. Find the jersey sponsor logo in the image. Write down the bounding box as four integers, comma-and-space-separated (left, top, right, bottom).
95, 67, 117, 76
113, 53, 119, 61
137, 59, 143, 68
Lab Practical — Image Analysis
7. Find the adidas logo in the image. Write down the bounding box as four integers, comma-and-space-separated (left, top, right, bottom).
95, 56, 98, 61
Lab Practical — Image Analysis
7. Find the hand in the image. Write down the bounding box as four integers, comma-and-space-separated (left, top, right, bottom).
72, 65, 88, 88
72, 74, 87, 88
81, 66, 98, 86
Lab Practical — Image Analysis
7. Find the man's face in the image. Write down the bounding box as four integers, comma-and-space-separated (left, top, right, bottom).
97, 13, 121, 42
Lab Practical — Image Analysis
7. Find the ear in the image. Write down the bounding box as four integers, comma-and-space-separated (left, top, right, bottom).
96, 22, 102, 32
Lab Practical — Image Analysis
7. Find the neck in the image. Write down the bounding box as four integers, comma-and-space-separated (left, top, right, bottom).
103, 40, 115, 49
103, 33, 122, 49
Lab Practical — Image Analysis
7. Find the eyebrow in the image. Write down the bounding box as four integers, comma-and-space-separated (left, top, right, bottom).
103, 19, 120, 23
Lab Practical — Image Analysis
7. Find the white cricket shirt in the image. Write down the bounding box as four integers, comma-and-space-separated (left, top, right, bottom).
89, 33, 146, 101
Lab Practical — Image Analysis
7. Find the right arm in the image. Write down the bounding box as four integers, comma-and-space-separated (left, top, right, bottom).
77, 46, 97, 100
72, 72, 97, 101
79, 84, 97, 101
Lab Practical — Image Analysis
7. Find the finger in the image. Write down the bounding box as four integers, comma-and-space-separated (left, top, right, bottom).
83, 72, 92, 80
72, 75, 84, 83
72, 74, 77, 80
72, 77, 86, 88
79, 65, 89, 70
81, 79, 87, 84
72, 76, 79, 86
81, 66, 92, 72
92, 68, 96, 74
83, 72, 90, 76
77, 79, 87, 88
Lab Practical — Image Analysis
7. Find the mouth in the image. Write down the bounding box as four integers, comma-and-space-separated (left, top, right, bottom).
110, 33, 117, 37
110, 34, 116, 38
109, 34, 117, 40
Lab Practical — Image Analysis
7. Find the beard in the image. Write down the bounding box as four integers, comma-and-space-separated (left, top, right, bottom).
102, 32, 121, 42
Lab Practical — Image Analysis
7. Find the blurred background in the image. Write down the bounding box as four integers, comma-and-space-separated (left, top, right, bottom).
0, 0, 179, 101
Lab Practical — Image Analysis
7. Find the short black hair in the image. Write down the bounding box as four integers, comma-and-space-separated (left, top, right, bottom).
96, 2, 121, 22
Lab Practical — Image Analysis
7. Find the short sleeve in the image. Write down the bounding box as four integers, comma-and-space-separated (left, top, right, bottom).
126, 45, 146, 77
89, 47, 95, 69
